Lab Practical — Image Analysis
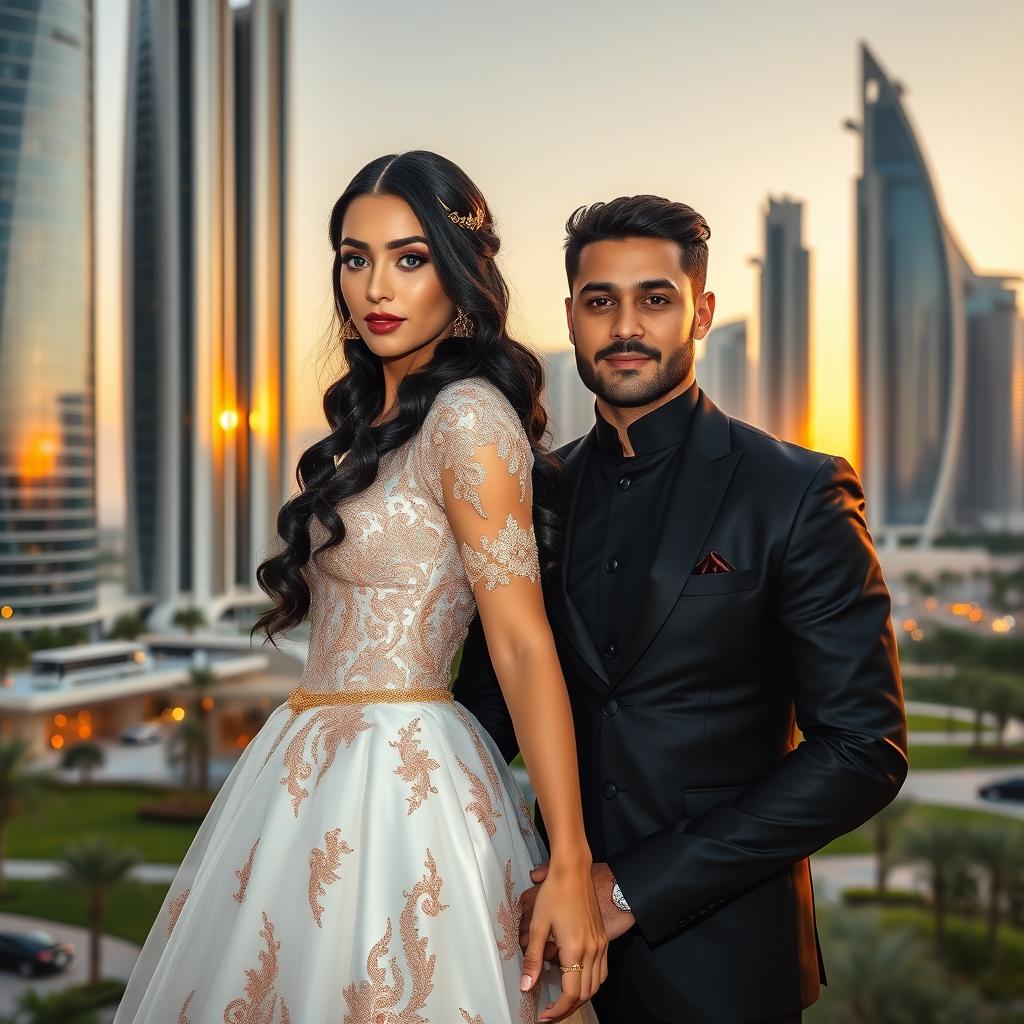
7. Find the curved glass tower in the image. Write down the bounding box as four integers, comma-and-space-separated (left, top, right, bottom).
855, 44, 964, 543
0, 1, 97, 628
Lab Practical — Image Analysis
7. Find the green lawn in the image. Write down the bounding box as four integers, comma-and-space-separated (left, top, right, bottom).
906, 713, 976, 733
818, 803, 1024, 856
0, 878, 169, 948
7, 783, 202, 863
908, 743, 1024, 771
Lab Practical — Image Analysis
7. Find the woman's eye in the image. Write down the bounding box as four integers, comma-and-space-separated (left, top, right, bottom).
399, 252, 428, 269
342, 253, 368, 270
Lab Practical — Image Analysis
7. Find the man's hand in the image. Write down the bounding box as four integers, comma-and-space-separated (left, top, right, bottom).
519, 861, 635, 963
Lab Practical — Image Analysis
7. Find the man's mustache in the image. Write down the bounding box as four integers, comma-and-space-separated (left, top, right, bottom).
594, 339, 662, 363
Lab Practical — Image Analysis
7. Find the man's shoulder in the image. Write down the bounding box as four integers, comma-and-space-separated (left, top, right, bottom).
725, 413, 852, 493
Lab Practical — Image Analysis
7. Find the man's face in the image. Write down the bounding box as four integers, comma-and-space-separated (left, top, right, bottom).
565, 237, 714, 408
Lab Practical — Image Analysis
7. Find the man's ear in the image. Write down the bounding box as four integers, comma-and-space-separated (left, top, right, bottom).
694, 291, 716, 340
564, 296, 575, 346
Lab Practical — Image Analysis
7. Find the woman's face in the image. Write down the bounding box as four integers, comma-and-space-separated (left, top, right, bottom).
337, 194, 457, 360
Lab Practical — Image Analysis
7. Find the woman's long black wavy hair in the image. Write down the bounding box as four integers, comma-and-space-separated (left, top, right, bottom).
252, 150, 562, 645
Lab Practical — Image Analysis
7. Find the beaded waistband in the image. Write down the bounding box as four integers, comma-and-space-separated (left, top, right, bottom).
286, 686, 454, 714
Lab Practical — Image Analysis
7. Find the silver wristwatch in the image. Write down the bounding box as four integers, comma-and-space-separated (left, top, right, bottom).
610, 879, 631, 913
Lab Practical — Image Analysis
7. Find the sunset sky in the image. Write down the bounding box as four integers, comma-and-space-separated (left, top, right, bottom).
94, 0, 1024, 525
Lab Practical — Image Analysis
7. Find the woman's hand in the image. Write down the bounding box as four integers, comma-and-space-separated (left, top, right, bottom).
521, 853, 608, 1022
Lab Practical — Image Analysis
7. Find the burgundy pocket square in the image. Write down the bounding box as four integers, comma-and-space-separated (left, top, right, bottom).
693, 551, 736, 575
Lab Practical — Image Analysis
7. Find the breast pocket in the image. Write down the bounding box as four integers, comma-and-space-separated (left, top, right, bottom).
681, 568, 759, 596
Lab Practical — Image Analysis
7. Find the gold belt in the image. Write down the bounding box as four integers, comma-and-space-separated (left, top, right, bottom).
287, 686, 454, 714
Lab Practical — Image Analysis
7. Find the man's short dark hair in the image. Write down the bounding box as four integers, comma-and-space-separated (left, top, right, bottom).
564, 195, 711, 299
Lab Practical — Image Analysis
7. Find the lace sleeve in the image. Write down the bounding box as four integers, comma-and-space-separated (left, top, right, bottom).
423, 381, 540, 595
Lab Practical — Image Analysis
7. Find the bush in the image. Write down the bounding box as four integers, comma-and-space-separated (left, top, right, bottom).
842, 887, 928, 908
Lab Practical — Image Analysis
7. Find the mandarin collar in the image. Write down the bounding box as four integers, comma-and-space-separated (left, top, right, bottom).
593, 380, 699, 458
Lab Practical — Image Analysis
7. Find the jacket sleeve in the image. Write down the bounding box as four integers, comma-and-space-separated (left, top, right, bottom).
452, 613, 521, 765
608, 455, 909, 946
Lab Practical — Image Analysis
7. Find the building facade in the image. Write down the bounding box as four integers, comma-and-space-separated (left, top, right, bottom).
122, 0, 288, 626
544, 349, 595, 449
0, 1, 98, 636
698, 319, 749, 421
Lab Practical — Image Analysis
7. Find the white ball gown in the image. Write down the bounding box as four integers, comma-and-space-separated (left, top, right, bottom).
113, 378, 599, 1024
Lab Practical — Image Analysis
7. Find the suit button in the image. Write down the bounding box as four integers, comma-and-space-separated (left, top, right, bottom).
602, 781, 618, 799
604, 557, 619, 573
602, 697, 619, 716
618, 475, 632, 491
602, 641, 618, 659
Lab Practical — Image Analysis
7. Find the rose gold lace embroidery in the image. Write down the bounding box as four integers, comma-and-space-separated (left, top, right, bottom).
167, 888, 189, 936
520, 984, 541, 1024
459, 1013, 485, 1024
496, 860, 520, 960
280, 706, 373, 816
341, 850, 449, 1024
461, 515, 540, 592
390, 718, 440, 814
308, 827, 354, 927
427, 384, 531, 518
222, 910, 281, 1024
261, 710, 299, 771
458, 755, 501, 837
451, 704, 503, 802
178, 990, 195, 1023
515, 789, 536, 842
233, 839, 260, 904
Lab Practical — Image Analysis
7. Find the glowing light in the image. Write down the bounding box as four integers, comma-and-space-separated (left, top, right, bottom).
902, 618, 917, 632
77, 710, 91, 722
248, 410, 261, 430
132, 650, 146, 663
910, 628, 925, 641
218, 409, 239, 431
0, 606, 12, 619
171, 706, 186, 722
53, 713, 68, 727
50, 734, 64, 749
925, 598, 938, 610
200, 696, 214, 711
78, 725, 92, 738
235, 733, 250, 748
17, 433, 58, 478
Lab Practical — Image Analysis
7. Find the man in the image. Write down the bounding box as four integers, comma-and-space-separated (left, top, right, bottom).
452, 195, 908, 1024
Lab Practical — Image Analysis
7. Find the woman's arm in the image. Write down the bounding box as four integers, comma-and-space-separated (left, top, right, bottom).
427, 384, 606, 1020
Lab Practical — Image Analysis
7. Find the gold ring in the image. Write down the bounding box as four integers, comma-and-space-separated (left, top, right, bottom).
559, 962, 584, 973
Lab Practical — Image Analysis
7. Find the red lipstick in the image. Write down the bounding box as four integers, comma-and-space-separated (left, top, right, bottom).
364, 312, 405, 335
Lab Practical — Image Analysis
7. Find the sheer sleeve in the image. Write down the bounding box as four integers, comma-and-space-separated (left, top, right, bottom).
421, 380, 540, 597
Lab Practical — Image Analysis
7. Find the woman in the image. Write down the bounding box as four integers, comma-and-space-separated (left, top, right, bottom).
113, 151, 605, 1024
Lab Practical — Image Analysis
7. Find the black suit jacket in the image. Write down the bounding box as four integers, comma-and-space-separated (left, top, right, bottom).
452, 389, 908, 1022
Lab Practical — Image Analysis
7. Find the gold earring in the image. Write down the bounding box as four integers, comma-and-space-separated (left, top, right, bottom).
450, 307, 475, 338
341, 317, 361, 340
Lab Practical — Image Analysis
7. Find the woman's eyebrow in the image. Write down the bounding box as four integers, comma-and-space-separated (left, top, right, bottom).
385, 235, 428, 249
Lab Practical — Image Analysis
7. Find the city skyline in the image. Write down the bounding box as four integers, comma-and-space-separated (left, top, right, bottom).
92, 1, 1024, 527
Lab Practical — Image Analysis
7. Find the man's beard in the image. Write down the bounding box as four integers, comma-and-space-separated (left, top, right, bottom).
575, 326, 695, 409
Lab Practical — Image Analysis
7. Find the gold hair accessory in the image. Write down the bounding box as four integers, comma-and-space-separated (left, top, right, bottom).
437, 197, 486, 231
450, 307, 475, 338
341, 317, 361, 340
559, 962, 584, 974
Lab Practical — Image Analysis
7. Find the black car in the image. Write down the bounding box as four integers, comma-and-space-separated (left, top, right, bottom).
978, 776, 1024, 803
0, 930, 74, 977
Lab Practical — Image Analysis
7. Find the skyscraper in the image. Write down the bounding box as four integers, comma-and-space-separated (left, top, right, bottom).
122, 0, 288, 626
0, 2, 98, 635
854, 43, 1023, 543
697, 319, 748, 421
756, 198, 810, 445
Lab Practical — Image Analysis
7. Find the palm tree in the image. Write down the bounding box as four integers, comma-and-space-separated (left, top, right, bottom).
897, 819, 971, 962
965, 821, 1024, 956
189, 666, 216, 792
172, 606, 206, 635
870, 797, 915, 898
0, 737, 55, 898
28, 627, 63, 651
0, 633, 31, 685
59, 741, 106, 785
166, 718, 207, 796
57, 836, 141, 987
951, 668, 990, 748
0, 987, 101, 1024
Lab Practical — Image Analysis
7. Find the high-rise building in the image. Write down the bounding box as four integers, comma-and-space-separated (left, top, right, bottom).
756, 198, 810, 445
122, 0, 288, 626
697, 319, 748, 421
0, 2, 98, 636
853, 43, 1023, 543
543, 350, 594, 449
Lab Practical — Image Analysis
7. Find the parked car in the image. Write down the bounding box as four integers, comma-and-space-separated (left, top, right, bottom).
0, 930, 74, 977
978, 776, 1024, 803
119, 721, 163, 745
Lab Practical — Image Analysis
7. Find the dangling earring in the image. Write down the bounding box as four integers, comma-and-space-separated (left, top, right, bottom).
450, 307, 475, 338
341, 317, 361, 340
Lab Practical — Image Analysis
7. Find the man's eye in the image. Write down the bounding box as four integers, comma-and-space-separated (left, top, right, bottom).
342, 254, 368, 270
646, 295, 669, 305
586, 297, 612, 307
